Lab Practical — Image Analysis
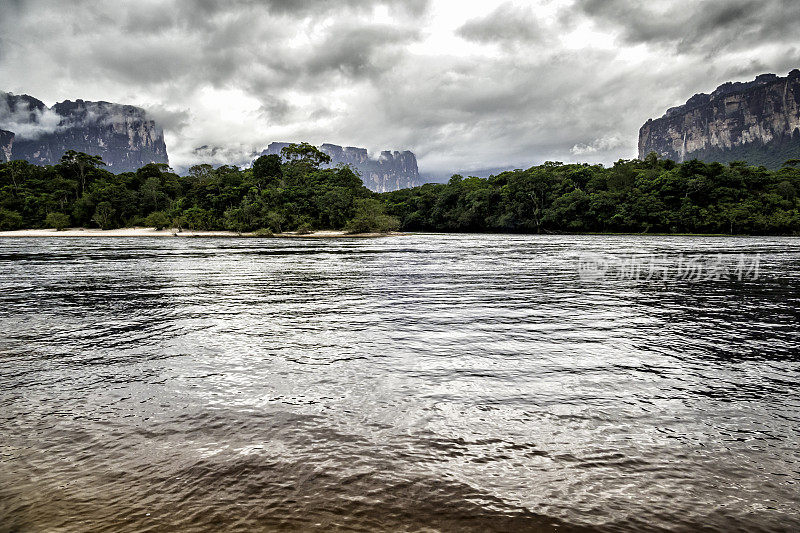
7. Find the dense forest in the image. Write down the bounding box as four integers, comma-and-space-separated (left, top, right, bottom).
383, 153, 800, 234
0, 143, 395, 234
1, 145, 799, 235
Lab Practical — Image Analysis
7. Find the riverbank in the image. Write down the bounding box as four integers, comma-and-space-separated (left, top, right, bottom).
0, 227, 403, 238
0, 228, 789, 238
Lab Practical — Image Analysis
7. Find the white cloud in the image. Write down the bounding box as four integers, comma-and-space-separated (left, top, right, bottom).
570, 135, 625, 156
0, 97, 63, 140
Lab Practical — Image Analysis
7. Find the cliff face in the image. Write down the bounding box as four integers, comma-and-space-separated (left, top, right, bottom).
0, 129, 13, 163
638, 70, 800, 168
0, 92, 169, 172
261, 142, 421, 192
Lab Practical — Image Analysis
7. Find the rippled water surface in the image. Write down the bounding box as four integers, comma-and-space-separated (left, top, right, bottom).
1, 234, 799, 532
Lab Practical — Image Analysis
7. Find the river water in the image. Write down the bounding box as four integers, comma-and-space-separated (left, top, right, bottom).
0, 234, 798, 532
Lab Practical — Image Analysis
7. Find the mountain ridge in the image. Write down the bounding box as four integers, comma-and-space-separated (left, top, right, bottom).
0, 92, 169, 172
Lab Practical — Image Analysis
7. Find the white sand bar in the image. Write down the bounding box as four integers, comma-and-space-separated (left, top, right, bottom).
0, 227, 402, 238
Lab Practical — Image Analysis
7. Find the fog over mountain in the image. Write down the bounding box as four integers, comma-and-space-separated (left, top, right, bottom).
1, 0, 799, 176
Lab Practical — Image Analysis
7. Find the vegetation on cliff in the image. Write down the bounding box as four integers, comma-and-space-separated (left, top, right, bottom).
1, 147, 799, 235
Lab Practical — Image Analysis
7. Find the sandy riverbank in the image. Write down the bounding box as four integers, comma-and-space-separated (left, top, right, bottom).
0, 227, 404, 238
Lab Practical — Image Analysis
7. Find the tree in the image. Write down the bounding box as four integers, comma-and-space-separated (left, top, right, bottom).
643, 151, 660, 168
139, 176, 168, 213
92, 202, 114, 229
187, 164, 215, 183
252, 154, 283, 188
59, 150, 105, 197
280, 143, 331, 169
0, 160, 34, 197
499, 168, 553, 232
319, 188, 354, 228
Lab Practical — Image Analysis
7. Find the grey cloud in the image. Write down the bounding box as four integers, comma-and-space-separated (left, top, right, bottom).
0, 0, 26, 16
576, 0, 800, 55
308, 107, 334, 121
229, 0, 428, 17
86, 38, 204, 85
155, 0, 429, 24
304, 23, 419, 79
457, 3, 546, 45
144, 105, 191, 133
52, 2, 420, 95
258, 96, 293, 123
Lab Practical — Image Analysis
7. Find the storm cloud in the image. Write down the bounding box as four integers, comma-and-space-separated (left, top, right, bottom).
1, 0, 798, 175
575, 0, 800, 55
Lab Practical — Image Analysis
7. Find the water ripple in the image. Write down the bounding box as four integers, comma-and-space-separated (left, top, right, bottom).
1, 234, 798, 532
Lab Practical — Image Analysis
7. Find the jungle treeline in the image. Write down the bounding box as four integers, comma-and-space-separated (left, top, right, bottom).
382, 153, 800, 235
1, 145, 799, 235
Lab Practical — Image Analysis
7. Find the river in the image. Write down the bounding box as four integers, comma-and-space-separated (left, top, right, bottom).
1, 234, 798, 532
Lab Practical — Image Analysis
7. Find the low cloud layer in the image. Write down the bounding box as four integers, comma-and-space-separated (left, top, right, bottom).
0, 96, 62, 140
1, 0, 798, 175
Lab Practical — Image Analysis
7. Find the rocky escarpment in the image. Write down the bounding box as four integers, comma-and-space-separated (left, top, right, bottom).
639, 70, 800, 168
0, 129, 13, 163
0, 92, 169, 172
261, 142, 421, 192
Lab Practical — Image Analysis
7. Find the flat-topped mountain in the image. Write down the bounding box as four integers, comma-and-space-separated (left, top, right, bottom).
0, 92, 169, 172
638, 70, 800, 168
261, 142, 421, 192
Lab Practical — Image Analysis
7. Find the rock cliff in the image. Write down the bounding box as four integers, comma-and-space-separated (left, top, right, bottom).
638, 70, 800, 168
0, 92, 169, 172
0, 129, 13, 163
260, 142, 421, 192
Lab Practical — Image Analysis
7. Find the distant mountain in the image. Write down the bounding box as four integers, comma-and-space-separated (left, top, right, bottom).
260, 142, 421, 192
639, 70, 800, 168
0, 92, 169, 172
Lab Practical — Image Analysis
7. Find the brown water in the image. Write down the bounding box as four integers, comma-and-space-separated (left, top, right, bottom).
0, 234, 798, 532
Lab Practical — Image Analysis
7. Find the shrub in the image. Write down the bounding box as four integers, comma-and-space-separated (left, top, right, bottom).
345, 198, 400, 234
180, 207, 214, 230
295, 222, 314, 235
127, 215, 146, 227
264, 211, 283, 233
0, 209, 23, 230
144, 211, 171, 230
45, 212, 70, 230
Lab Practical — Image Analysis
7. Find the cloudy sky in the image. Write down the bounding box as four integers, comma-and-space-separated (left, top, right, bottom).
1, 0, 798, 176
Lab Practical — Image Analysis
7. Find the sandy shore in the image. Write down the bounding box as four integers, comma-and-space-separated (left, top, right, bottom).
0, 227, 403, 238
